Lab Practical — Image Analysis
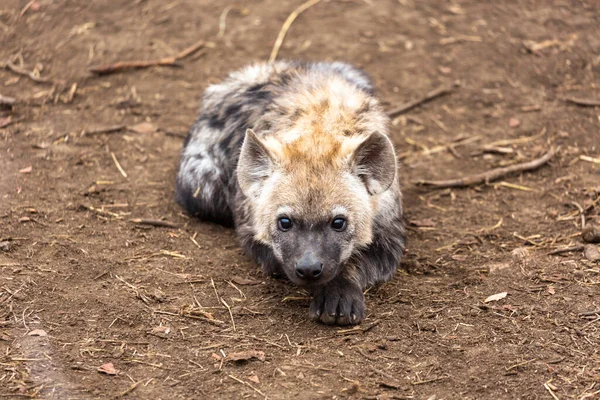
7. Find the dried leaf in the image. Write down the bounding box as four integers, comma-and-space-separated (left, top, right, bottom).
547, 285, 556, 295
228, 350, 265, 362
231, 276, 262, 286
128, 122, 157, 134
247, 374, 260, 384
511, 247, 529, 261
0, 117, 12, 128
98, 362, 118, 375
484, 291, 508, 303
150, 325, 170, 338
28, 329, 47, 337
508, 118, 520, 128
19, 166, 32, 174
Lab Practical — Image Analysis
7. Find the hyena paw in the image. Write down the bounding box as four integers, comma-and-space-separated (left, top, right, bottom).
309, 281, 365, 326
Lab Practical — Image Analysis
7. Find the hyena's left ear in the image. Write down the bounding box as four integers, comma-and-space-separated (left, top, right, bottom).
237, 129, 275, 196
351, 132, 397, 195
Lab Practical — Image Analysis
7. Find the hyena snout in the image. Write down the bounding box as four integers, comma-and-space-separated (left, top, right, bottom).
295, 252, 324, 280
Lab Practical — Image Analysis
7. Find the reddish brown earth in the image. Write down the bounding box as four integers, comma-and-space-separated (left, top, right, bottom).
1, 0, 600, 399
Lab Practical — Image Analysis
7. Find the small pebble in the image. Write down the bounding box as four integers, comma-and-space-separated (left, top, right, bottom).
582, 224, 600, 243
0, 241, 12, 252
584, 245, 600, 262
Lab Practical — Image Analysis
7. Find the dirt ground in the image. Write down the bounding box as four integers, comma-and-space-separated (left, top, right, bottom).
1, 0, 600, 399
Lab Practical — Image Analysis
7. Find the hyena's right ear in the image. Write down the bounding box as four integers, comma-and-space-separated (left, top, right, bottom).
237, 129, 275, 196
351, 131, 397, 195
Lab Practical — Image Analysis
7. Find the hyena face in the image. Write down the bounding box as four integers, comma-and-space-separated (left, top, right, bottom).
237, 128, 397, 287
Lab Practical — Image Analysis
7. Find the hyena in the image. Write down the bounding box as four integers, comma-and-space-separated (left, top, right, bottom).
176, 61, 405, 325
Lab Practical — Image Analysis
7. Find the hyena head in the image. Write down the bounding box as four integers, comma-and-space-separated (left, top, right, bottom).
237, 127, 397, 287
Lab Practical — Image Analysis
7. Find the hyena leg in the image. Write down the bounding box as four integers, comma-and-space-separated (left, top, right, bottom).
175, 140, 233, 226
309, 266, 365, 326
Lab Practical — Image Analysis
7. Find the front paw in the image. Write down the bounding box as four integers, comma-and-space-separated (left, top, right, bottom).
309, 279, 365, 326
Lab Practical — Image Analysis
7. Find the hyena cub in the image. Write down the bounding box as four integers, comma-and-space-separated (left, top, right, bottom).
176, 61, 405, 325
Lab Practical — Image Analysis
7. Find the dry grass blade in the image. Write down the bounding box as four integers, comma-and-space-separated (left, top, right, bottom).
269, 0, 323, 63
414, 147, 558, 189
110, 152, 128, 178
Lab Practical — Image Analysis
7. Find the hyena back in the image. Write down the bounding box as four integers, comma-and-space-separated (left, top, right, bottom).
176, 61, 405, 325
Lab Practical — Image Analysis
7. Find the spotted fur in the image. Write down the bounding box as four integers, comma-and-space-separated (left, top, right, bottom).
176, 61, 405, 325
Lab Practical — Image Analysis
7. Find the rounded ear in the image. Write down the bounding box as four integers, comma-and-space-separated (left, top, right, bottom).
237, 129, 274, 196
351, 132, 397, 195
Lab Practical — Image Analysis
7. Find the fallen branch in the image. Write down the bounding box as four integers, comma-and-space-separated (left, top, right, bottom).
388, 82, 458, 118
564, 97, 600, 107
414, 147, 558, 189
546, 245, 584, 256
268, 0, 323, 63
130, 218, 179, 229
89, 39, 205, 75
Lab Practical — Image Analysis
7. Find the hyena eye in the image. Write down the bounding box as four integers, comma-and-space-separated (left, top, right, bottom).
277, 217, 293, 231
331, 217, 347, 232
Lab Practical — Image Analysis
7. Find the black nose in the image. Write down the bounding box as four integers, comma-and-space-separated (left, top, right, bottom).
295, 256, 323, 280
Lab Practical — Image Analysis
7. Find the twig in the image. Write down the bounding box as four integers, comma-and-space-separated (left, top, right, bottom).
4, 61, 61, 85
411, 375, 449, 385
84, 125, 126, 135
370, 367, 398, 382
64, 82, 77, 103
190, 233, 202, 249
505, 358, 535, 371
488, 127, 546, 147
414, 147, 558, 189
546, 245, 584, 256
221, 298, 236, 332
0, 94, 16, 106
580, 310, 600, 317
564, 97, 600, 107
110, 152, 128, 178
544, 381, 560, 400
19, 0, 36, 17
89, 39, 205, 75
228, 374, 267, 398
130, 218, 179, 229
580, 155, 600, 165
268, 0, 323, 63
114, 381, 141, 399
388, 83, 458, 117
